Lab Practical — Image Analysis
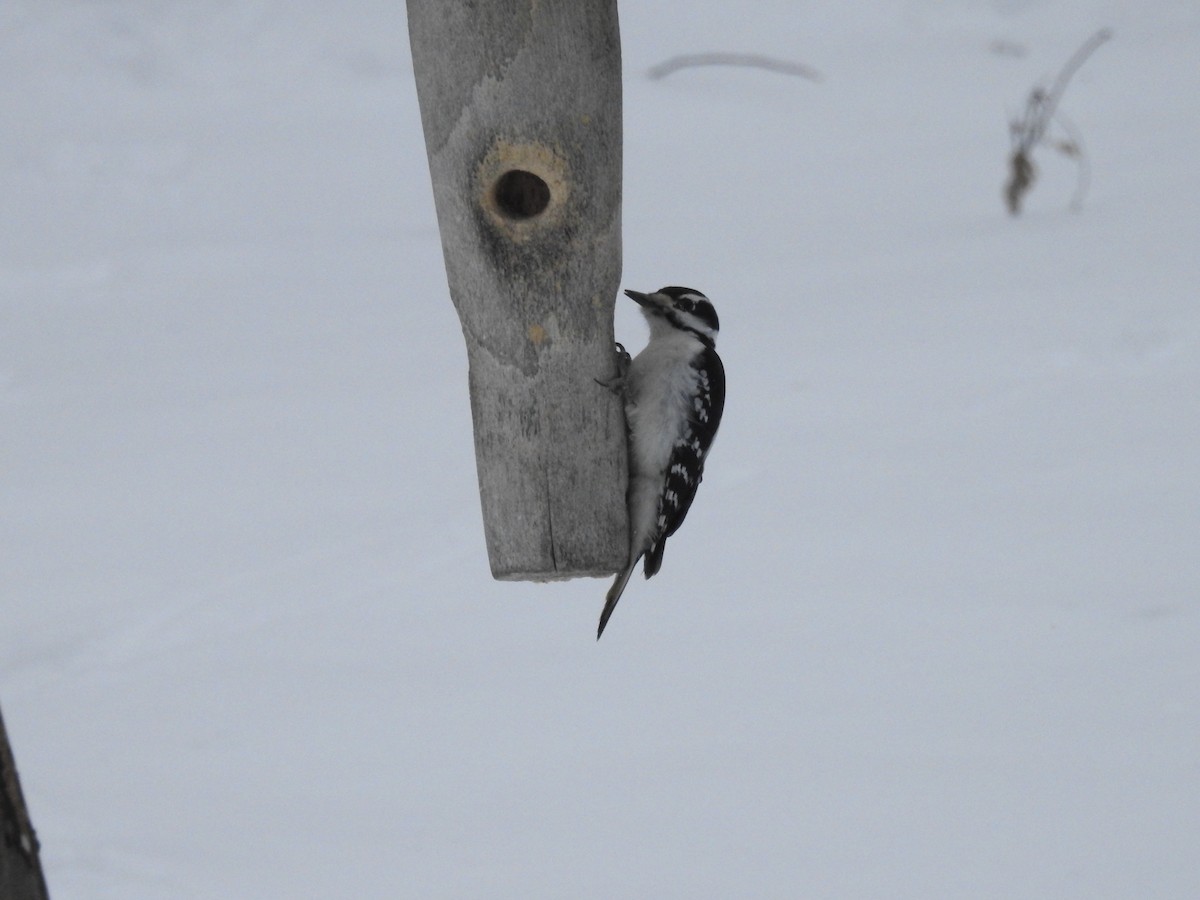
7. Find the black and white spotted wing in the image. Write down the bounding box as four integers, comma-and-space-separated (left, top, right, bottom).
643, 344, 725, 578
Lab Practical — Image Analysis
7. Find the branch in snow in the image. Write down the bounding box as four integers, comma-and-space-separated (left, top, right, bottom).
647, 53, 821, 82
1005, 28, 1112, 215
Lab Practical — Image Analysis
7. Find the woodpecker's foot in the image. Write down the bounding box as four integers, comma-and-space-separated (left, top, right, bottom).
595, 342, 631, 394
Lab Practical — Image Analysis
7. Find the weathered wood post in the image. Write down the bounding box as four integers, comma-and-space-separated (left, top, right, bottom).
407, 1, 628, 580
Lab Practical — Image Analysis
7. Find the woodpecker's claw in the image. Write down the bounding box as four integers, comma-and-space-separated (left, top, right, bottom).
595, 342, 631, 393
614, 341, 631, 370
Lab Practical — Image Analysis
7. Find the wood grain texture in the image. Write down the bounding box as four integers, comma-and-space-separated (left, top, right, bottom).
408, 0, 627, 580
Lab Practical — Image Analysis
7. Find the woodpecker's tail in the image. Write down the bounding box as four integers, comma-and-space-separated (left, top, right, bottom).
597, 562, 636, 640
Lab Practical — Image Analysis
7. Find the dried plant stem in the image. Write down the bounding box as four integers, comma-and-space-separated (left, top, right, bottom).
1006, 28, 1111, 215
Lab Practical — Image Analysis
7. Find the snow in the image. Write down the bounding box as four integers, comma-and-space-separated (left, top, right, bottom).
2, 1, 1198, 897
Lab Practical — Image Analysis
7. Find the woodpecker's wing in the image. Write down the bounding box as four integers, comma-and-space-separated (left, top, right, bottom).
643, 345, 725, 578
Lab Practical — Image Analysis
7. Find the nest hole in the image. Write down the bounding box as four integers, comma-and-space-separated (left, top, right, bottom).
493, 169, 551, 220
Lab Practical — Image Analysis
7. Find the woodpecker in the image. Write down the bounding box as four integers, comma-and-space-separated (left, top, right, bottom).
598, 286, 725, 639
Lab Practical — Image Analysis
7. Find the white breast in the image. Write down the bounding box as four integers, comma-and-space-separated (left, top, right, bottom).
625, 329, 702, 477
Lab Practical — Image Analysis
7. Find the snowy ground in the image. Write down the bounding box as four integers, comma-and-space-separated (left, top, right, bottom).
2, 1, 1198, 897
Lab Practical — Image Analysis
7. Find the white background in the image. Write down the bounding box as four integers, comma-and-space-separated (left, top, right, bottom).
2, 1, 1197, 896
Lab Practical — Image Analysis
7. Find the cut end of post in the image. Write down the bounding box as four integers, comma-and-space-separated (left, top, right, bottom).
491, 564, 626, 583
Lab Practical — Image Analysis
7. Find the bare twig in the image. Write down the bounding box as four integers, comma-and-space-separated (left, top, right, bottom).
1005, 149, 1036, 215
1039, 27, 1113, 134
647, 52, 821, 82
1051, 108, 1091, 212
1005, 28, 1111, 215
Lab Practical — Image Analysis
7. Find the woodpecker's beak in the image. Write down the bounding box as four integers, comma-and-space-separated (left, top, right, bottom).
625, 289, 667, 315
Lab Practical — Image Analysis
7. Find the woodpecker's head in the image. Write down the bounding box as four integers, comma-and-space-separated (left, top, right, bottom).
624, 286, 719, 346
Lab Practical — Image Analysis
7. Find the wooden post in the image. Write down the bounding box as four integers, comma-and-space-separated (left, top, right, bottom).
407, 1, 627, 580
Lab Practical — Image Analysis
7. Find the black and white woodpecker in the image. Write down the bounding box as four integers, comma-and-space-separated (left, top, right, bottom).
598, 287, 726, 639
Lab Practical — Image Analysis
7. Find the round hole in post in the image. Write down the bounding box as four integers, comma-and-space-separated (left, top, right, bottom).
494, 169, 551, 220
477, 140, 570, 241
